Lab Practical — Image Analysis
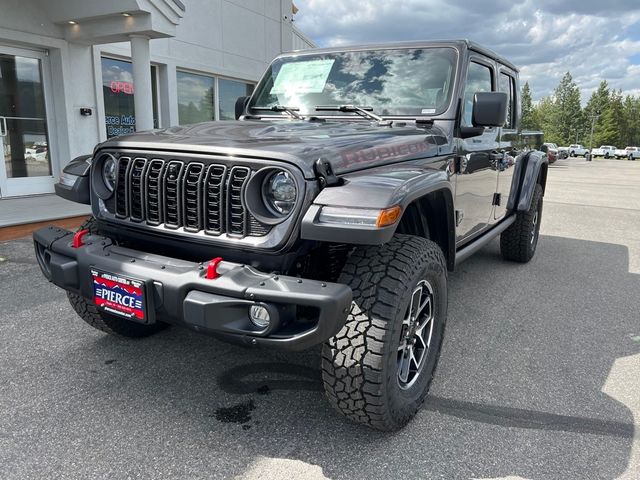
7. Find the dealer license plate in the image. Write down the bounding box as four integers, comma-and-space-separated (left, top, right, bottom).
91, 269, 146, 321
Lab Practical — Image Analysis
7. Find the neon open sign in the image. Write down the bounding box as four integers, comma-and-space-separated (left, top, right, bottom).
110, 81, 134, 94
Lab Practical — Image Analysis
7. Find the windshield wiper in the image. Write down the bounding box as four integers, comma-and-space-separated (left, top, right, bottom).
315, 105, 391, 126
252, 105, 302, 119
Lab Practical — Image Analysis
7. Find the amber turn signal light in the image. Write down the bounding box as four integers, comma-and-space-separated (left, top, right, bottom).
376, 205, 402, 228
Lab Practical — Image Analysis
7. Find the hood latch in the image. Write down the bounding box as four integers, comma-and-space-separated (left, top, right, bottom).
314, 158, 341, 188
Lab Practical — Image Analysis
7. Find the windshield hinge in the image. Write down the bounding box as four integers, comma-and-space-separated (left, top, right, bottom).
415, 118, 435, 127
314, 158, 341, 188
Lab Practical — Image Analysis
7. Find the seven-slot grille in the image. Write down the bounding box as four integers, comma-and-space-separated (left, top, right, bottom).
114, 156, 270, 237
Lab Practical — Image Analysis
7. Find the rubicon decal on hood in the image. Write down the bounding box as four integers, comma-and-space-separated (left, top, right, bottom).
340, 139, 435, 167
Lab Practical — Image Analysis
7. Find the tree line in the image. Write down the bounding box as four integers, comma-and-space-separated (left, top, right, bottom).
521, 73, 640, 148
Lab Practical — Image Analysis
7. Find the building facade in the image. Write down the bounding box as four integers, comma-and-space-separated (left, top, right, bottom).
0, 0, 314, 198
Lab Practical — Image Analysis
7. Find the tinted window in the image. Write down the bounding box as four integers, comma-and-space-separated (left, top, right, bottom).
177, 71, 215, 125
251, 47, 458, 117
218, 78, 254, 120
462, 62, 493, 127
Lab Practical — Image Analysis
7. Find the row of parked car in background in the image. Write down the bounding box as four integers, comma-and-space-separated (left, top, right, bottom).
544, 143, 639, 161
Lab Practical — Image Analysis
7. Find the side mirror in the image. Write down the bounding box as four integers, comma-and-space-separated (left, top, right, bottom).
472, 92, 508, 127
540, 144, 549, 153
235, 96, 250, 120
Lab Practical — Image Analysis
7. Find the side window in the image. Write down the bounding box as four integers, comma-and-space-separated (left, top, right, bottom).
499, 72, 515, 129
462, 61, 493, 127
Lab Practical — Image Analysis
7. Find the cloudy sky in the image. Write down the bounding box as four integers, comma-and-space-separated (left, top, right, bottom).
294, 0, 640, 104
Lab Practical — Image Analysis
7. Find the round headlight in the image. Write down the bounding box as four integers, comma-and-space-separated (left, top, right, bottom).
262, 170, 296, 215
102, 156, 117, 192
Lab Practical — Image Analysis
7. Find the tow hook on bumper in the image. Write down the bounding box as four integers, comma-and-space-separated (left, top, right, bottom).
33, 226, 353, 351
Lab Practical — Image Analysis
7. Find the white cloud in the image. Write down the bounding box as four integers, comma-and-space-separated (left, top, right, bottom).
294, 0, 640, 103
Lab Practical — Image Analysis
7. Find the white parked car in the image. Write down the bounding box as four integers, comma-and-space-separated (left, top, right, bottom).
591, 145, 617, 158
24, 146, 48, 162
567, 144, 589, 157
616, 146, 640, 160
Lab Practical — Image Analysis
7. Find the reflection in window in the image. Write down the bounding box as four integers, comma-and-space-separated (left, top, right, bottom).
462, 62, 493, 127
250, 48, 458, 117
101, 57, 158, 138
177, 71, 215, 125
499, 72, 515, 129
0, 53, 51, 178
218, 78, 254, 120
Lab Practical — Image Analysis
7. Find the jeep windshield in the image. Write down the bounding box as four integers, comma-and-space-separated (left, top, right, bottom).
249, 47, 458, 119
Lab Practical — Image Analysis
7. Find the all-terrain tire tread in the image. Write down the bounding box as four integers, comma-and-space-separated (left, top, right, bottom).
321, 234, 447, 431
500, 184, 543, 263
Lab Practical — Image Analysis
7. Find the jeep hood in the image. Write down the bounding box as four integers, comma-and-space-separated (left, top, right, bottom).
98, 120, 449, 179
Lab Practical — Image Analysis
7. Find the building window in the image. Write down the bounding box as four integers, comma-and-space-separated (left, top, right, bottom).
177, 71, 215, 125
101, 57, 159, 138
218, 78, 254, 120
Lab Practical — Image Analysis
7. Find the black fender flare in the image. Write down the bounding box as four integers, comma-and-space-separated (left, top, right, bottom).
506, 150, 548, 212
54, 154, 92, 205
300, 166, 456, 268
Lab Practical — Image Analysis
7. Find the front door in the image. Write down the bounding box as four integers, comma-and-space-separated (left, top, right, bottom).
0, 46, 55, 197
455, 59, 499, 243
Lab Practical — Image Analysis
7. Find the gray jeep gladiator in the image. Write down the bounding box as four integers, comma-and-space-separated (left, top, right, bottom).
33, 40, 547, 431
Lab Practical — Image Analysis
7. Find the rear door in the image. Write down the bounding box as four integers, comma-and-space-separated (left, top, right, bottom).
455, 58, 500, 242
495, 68, 520, 220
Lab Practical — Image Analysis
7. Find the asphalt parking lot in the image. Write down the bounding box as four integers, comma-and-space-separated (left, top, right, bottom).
1, 158, 639, 480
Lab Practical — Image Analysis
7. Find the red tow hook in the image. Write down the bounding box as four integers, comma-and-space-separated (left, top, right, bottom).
72, 229, 90, 248
205, 257, 224, 279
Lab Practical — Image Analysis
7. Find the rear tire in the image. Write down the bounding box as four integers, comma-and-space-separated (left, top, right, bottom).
322, 235, 447, 431
500, 184, 543, 263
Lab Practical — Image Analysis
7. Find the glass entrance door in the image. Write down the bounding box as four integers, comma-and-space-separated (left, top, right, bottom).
0, 46, 55, 197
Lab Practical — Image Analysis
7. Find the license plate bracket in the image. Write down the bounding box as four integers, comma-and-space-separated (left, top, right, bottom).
91, 268, 148, 323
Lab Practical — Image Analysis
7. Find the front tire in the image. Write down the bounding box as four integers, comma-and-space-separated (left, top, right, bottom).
322, 235, 447, 431
67, 218, 168, 338
67, 293, 168, 338
500, 184, 543, 263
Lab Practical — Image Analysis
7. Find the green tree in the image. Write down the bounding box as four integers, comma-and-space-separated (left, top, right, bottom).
521, 82, 537, 130
584, 80, 610, 148
535, 96, 558, 143
601, 90, 624, 146
622, 95, 640, 146
550, 72, 583, 145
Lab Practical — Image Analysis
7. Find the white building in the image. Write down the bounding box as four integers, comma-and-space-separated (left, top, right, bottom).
0, 0, 314, 200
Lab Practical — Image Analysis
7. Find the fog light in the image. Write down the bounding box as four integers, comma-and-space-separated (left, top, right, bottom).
249, 305, 270, 329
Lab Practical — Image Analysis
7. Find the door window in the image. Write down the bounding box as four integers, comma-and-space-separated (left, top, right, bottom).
462, 62, 493, 127
499, 72, 516, 129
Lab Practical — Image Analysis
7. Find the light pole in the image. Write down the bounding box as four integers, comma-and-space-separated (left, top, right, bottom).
589, 112, 600, 152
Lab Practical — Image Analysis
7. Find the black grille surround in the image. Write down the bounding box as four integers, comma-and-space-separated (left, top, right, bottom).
110, 153, 277, 240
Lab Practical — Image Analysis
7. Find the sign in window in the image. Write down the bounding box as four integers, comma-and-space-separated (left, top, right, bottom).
101, 57, 158, 138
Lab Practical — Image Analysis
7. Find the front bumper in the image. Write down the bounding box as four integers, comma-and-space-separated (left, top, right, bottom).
33, 226, 352, 351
